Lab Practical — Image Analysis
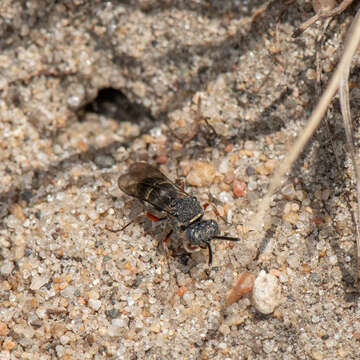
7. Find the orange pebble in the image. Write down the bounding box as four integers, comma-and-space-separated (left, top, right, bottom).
156, 155, 168, 164
226, 272, 256, 306
225, 144, 234, 153
177, 286, 187, 297
233, 179, 246, 198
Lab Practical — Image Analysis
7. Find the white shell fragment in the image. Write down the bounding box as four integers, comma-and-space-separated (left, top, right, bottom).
30, 275, 48, 291
251, 270, 282, 314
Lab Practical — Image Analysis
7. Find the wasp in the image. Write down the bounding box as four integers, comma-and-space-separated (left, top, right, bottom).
117, 162, 239, 265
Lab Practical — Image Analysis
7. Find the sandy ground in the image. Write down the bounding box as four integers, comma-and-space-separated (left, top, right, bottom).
1, 1, 360, 359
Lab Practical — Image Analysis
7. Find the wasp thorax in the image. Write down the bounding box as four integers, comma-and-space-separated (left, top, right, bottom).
171, 196, 204, 228
186, 220, 219, 245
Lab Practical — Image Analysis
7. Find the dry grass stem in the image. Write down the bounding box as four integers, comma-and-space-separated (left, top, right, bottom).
253, 11, 360, 279
339, 10, 360, 282
292, 0, 355, 37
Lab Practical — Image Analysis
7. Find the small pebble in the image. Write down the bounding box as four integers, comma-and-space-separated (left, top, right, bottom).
226, 272, 256, 306
177, 286, 187, 297
30, 275, 48, 290
314, 189, 322, 200
329, 255, 337, 265
219, 191, 233, 203
281, 183, 296, 200
223, 172, 234, 185
283, 211, 299, 225
310, 273, 321, 282
219, 157, 229, 173
306, 68, 317, 80
246, 166, 255, 176
301, 264, 312, 273
322, 189, 330, 201
88, 299, 102, 311
0, 322, 9, 336
150, 321, 161, 333
264, 159, 276, 172
156, 154, 168, 164
0, 238, 10, 248
186, 161, 216, 187
88, 290, 100, 299
0, 261, 14, 276
219, 324, 231, 335
60, 334, 71, 345
256, 164, 269, 176
252, 270, 282, 314
112, 318, 128, 328
8, 203, 26, 221
225, 144, 233, 153
94, 154, 115, 168
233, 179, 246, 198
3, 341, 15, 351
244, 141, 256, 150
311, 350, 324, 360
296, 190, 307, 201
247, 180, 257, 191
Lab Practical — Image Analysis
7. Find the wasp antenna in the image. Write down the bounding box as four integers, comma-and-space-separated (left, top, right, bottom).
204, 241, 213, 266
106, 220, 133, 233
213, 236, 240, 241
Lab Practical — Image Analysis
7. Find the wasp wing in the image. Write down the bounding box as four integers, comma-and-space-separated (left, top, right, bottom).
118, 162, 188, 214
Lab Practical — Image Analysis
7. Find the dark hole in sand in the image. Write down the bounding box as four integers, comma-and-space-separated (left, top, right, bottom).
84, 87, 154, 124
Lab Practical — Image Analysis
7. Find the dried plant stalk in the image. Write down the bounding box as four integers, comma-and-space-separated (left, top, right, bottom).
339, 10, 360, 282
253, 10, 360, 280
292, 0, 354, 37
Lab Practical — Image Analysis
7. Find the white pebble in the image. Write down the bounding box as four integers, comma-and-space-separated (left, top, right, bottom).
252, 270, 282, 314
61, 285, 75, 298
88, 299, 102, 311
247, 180, 257, 191
88, 210, 99, 220
112, 317, 128, 328
218, 157, 229, 173
60, 334, 70, 345
0, 350, 10, 360
30, 275, 48, 290
219, 191, 233, 203
0, 261, 14, 276
182, 291, 194, 304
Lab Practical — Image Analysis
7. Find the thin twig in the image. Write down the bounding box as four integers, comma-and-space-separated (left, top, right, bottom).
292, 0, 354, 37
252, 11, 360, 268
339, 10, 360, 283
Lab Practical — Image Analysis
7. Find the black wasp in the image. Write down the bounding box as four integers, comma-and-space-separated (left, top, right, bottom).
118, 162, 240, 265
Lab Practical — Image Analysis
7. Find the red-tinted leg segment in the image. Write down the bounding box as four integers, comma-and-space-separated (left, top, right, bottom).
162, 229, 173, 259
203, 202, 222, 218
146, 212, 166, 222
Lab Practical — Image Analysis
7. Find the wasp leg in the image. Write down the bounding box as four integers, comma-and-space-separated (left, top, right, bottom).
203, 202, 228, 224
145, 212, 171, 258
179, 180, 185, 191
107, 211, 166, 233
203, 203, 210, 211
161, 229, 173, 259
146, 212, 166, 222
174, 178, 185, 191
106, 221, 133, 233
204, 241, 213, 266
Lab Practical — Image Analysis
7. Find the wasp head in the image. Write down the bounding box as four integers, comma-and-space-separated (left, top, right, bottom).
185, 219, 239, 265
186, 219, 219, 246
